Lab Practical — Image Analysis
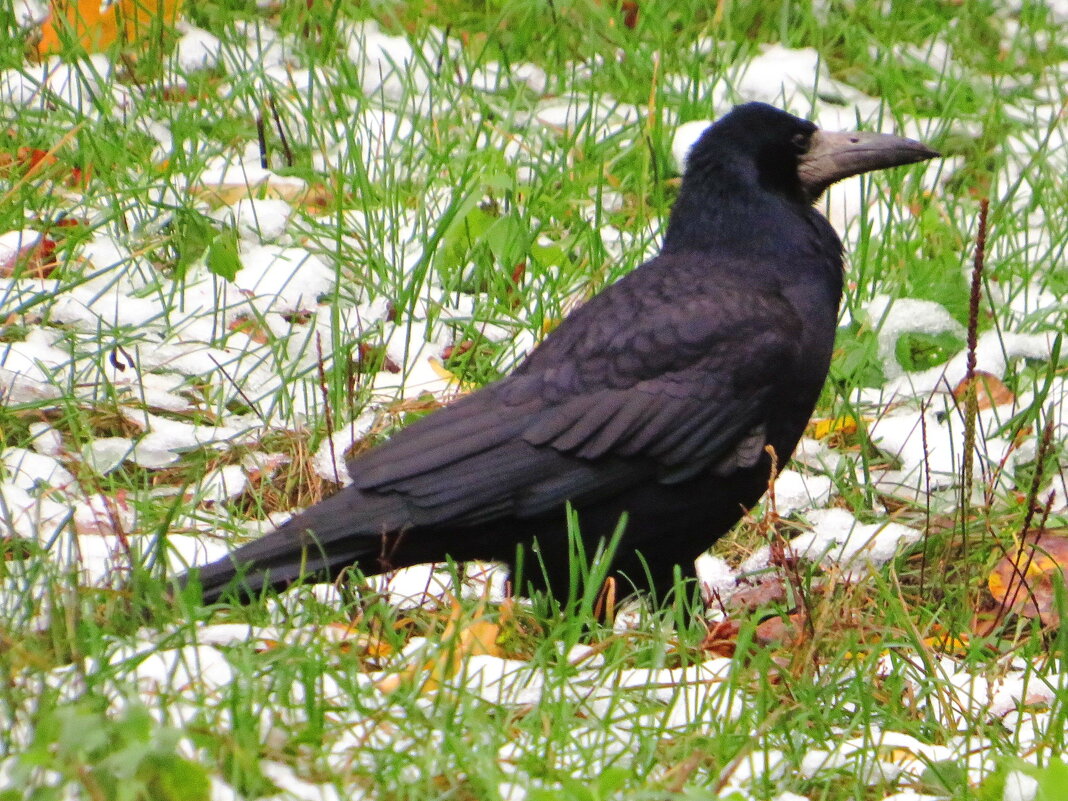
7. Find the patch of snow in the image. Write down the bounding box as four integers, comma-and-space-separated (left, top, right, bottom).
456, 655, 544, 705
532, 96, 641, 138
198, 464, 250, 504
72, 495, 136, 537
0, 481, 70, 541
212, 198, 292, 242
789, 507, 922, 579
863, 294, 965, 381
13, 0, 48, 28
671, 120, 713, 171
80, 438, 133, 475
1, 446, 74, 490
695, 553, 738, 601
235, 244, 336, 312
886, 330, 1055, 398
772, 469, 833, 516
174, 25, 222, 72
27, 422, 64, 456
311, 411, 378, 485
0, 229, 42, 271
1003, 771, 1039, 801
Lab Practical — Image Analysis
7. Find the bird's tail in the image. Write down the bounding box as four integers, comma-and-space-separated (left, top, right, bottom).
182, 487, 403, 604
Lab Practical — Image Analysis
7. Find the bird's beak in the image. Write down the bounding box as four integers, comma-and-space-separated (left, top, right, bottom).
798, 129, 939, 200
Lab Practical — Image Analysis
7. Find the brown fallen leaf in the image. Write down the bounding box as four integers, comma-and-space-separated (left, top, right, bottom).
700, 619, 740, 658
229, 315, 271, 344
725, 576, 787, 612
954, 370, 1015, 411
0, 233, 58, 278
754, 612, 807, 646
355, 342, 401, 374
989, 531, 1068, 626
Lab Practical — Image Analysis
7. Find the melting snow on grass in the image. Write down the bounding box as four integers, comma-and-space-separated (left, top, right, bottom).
0, 3, 1065, 800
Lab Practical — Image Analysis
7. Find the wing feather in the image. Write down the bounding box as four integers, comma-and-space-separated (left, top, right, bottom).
345, 251, 806, 526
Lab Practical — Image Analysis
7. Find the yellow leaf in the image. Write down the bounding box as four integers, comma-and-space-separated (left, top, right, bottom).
921, 633, 970, 656
459, 620, 502, 659
377, 599, 502, 695
809, 415, 860, 439
541, 318, 561, 336
428, 358, 479, 392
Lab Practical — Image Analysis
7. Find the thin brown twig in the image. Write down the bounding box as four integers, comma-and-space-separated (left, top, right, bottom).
314, 332, 340, 485
959, 198, 989, 583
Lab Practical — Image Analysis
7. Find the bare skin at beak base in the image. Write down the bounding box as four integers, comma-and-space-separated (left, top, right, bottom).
798, 129, 940, 200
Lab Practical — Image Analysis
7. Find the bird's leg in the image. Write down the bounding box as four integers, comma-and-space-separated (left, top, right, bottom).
377, 528, 409, 572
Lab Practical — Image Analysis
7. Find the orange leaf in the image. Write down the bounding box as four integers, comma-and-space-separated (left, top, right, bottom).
37, 0, 184, 56
0, 233, 59, 279
229, 315, 270, 344
954, 371, 1015, 411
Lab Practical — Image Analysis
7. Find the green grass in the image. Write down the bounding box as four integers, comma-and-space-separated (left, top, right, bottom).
0, 0, 1066, 798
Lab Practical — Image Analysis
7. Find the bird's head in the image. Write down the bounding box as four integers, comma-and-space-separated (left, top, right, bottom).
684, 102, 939, 204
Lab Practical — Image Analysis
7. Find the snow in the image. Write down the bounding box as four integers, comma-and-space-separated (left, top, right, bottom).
1, 446, 75, 490
671, 120, 713, 171
174, 25, 222, 73
212, 197, 293, 242
0, 229, 42, 270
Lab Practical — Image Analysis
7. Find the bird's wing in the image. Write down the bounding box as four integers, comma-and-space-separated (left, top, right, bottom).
350, 254, 804, 523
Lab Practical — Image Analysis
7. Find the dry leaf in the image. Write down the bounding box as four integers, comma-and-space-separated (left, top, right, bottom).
954, 370, 1015, 411
229, 315, 271, 344
357, 342, 401, 374
700, 619, 740, 658
989, 531, 1068, 625
726, 576, 787, 612
754, 612, 807, 646
0, 234, 58, 278
37, 0, 184, 56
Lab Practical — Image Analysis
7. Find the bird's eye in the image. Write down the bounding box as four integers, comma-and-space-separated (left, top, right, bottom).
791, 132, 809, 153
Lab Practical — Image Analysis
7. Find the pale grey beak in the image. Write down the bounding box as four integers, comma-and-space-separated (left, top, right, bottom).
798, 129, 939, 201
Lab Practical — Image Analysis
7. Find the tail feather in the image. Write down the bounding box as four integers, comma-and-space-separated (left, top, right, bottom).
184, 487, 409, 603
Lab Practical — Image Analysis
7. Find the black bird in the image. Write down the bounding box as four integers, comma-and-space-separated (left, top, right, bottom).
186, 103, 937, 604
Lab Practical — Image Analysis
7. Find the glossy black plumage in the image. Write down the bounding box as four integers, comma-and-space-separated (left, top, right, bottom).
186, 102, 937, 604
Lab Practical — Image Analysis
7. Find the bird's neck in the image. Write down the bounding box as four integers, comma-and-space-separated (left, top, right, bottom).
661, 181, 825, 257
